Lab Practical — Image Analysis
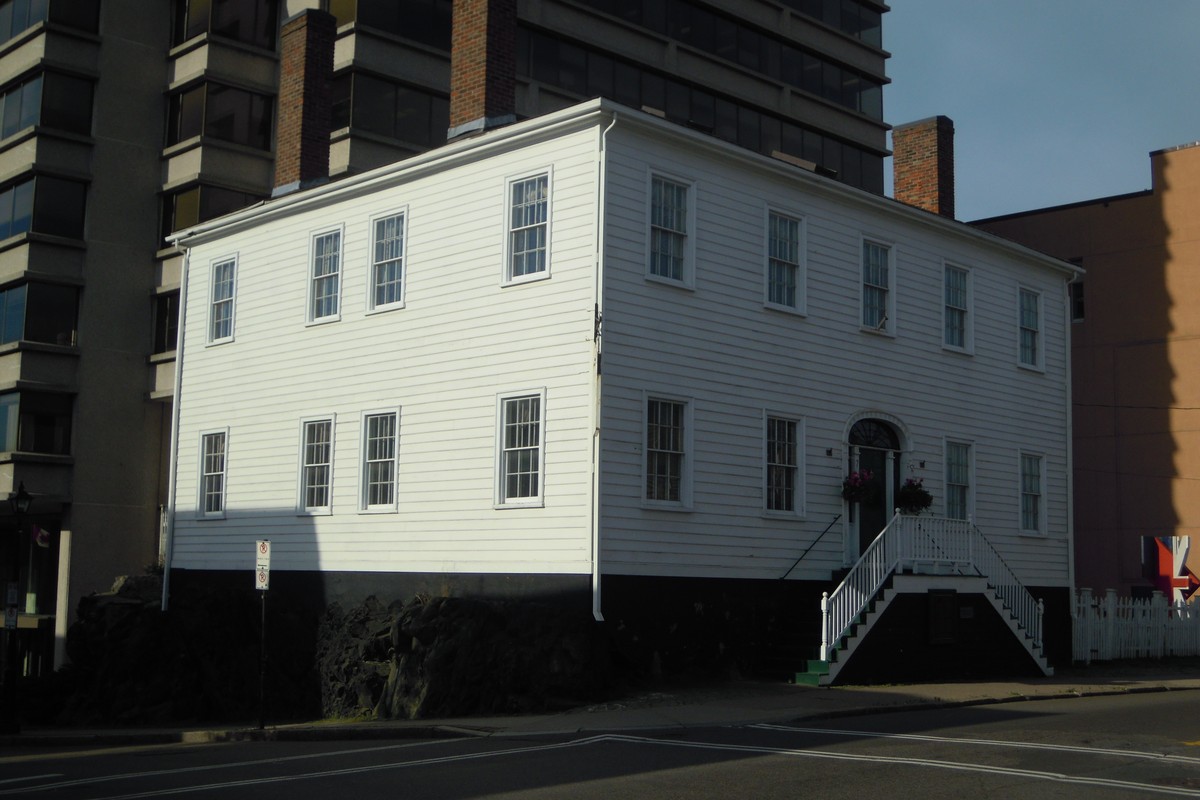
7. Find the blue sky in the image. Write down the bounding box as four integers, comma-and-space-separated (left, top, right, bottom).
883, 1, 1200, 220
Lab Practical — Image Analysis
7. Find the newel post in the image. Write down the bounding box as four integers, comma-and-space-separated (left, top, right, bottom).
820, 592, 830, 661
1035, 597, 1044, 649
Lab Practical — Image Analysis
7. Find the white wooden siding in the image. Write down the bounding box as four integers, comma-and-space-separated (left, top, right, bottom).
172, 102, 1074, 592
597, 122, 1072, 587
172, 127, 601, 575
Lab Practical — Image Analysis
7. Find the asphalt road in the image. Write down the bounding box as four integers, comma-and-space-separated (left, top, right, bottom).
4, 692, 1200, 799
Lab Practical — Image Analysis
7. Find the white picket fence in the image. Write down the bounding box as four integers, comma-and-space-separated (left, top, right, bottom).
1073, 588, 1200, 664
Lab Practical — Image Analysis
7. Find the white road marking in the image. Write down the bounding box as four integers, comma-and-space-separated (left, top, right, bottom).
0, 775, 61, 786
0, 738, 461, 795
752, 722, 1200, 765
12, 730, 1200, 799
604, 735, 1200, 798
75, 737, 608, 800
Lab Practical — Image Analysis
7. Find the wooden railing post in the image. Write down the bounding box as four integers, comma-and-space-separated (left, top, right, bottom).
820, 592, 830, 661
1035, 597, 1044, 649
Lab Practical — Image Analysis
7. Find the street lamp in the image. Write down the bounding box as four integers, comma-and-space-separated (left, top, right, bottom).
2, 482, 30, 735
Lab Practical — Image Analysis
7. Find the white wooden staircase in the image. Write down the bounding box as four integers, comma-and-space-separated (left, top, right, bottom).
797, 512, 1053, 686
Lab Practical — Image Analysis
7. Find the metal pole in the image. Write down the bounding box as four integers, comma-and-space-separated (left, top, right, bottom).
258, 589, 266, 731
3, 504, 23, 735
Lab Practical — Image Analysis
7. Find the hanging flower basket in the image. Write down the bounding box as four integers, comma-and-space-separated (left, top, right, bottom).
841, 469, 875, 503
897, 477, 933, 514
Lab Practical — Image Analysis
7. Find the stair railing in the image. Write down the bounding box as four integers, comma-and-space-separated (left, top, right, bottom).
820, 513, 1044, 661
898, 515, 972, 571
781, 513, 842, 580
968, 521, 1043, 648
820, 510, 901, 660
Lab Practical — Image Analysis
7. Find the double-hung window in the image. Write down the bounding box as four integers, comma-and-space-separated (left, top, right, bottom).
944, 264, 969, 350
765, 415, 802, 514
300, 417, 334, 513
645, 396, 690, 505
945, 441, 971, 520
371, 212, 405, 309
1018, 288, 1041, 368
361, 410, 398, 511
497, 391, 545, 505
506, 173, 549, 282
1020, 451, 1043, 533
309, 228, 342, 322
208, 256, 236, 343
649, 175, 691, 286
861, 240, 891, 332
200, 430, 228, 517
766, 211, 803, 312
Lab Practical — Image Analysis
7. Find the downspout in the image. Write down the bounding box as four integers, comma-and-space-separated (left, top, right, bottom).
590, 111, 618, 622
160, 246, 191, 612
1064, 277, 1076, 595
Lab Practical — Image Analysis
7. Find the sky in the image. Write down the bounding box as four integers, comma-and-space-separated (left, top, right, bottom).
882, 1, 1200, 221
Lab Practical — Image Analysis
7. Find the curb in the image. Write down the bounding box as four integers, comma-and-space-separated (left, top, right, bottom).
4, 682, 1199, 749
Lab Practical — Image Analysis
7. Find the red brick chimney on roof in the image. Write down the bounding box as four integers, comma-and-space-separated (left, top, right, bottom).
448, 0, 517, 140
892, 116, 955, 219
273, 9, 335, 196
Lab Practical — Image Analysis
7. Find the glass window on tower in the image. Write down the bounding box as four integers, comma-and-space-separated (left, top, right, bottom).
167, 83, 273, 151
0, 391, 72, 454
0, 282, 77, 346
173, 0, 278, 49
161, 184, 262, 242
330, 73, 448, 147
331, 0, 451, 50
0, 0, 99, 45
154, 291, 180, 353
0, 176, 86, 241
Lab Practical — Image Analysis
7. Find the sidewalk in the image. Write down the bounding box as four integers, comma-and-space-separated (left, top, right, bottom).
6, 660, 1200, 749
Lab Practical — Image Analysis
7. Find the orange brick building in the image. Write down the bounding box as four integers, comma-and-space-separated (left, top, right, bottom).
976, 142, 1200, 600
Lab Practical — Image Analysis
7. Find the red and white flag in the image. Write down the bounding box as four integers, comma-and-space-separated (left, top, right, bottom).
32, 523, 49, 549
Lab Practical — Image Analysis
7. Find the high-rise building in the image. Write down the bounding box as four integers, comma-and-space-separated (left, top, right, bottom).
1, 0, 887, 672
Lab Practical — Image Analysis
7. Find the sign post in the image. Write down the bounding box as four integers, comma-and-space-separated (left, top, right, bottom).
255, 540, 270, 730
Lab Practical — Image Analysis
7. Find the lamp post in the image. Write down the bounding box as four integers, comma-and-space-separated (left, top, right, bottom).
2, 482, 31, 735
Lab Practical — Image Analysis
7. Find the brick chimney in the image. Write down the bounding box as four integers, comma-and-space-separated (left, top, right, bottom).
892, 116, 955, 219
447, 0, 517, 141
273, 9, 335, 197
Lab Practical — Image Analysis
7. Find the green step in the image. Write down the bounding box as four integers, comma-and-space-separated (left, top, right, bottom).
794, 659, 830, 686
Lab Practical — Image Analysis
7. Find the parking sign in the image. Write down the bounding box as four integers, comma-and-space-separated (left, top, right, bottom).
255, 540, 270, 591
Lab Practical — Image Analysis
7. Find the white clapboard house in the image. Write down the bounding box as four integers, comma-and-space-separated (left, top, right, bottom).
165, 99, 1078, 683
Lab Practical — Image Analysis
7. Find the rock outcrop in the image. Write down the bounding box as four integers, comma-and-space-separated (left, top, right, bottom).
317, 595, 613, 719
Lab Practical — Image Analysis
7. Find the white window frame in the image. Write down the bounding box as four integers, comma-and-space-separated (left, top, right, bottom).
860, 237, 894, 335
495, 389, 547, 507
944, 438, 974, 520
764, 209, 806, 315
646, 172, 695, 290
942, 262, 972, 353
504, 171, 551, 285
298, 415, 335, 515
643, 392, 693, 509
1018, 286, 1043, 370
368, 210, 407, 312
1019, 450, 1045, 535
207, 255, 237, 344
360, 408, 399, 512
763, 411, 805, 517
198, 428, 228, 519
307, 225, 343, 324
